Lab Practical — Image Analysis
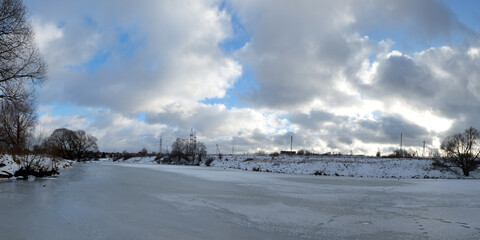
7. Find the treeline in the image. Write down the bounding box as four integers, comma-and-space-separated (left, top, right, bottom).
113, 138, 209, 166
36, 128, 98, 161
0, 127, 98, 178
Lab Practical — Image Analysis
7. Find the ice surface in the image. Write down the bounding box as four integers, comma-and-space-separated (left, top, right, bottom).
1, 163, 479, 239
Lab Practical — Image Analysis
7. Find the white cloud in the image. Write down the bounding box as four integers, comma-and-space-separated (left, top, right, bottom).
467, 47, 480, 58
31, 19, 63, 52
26, 0, 480, 154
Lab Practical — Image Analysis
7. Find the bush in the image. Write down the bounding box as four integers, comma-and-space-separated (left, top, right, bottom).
14, 155, 59, 179
204, 157, 214, 167
270, 152, 279, 157
388, 149, 415, 158
123, 153, 134, 160
255, 150, 266, 156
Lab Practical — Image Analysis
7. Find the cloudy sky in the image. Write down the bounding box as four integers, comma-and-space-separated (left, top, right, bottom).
26, 0, 480, 155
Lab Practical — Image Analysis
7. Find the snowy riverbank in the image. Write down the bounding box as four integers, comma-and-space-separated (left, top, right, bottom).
0, 154, 74, 179
210, 155, 480, 179
107, 154, 479, 179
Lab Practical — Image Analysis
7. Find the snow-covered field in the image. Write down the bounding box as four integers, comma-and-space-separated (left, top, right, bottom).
112, 156, 158, 164
210, 154, 480, 179
107, 154, 480, 179
0, 154, 73, 179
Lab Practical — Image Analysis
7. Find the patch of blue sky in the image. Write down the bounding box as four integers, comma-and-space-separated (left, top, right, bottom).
274, 117, 294, 134
115, 28, 145, 57
136, 112, 146, 122
365, 1, 480, 55
364, 26, 460, 56
118, 32, 129, 43
368, 54, 377, 64
83, 15, 98, 27
363, 26, 422, 54
218, 0, 251, 53
200, 65, 259, 109
442, 0, 480, 33
66, 29, 144, 73
56, 21, 65, 29
43, 102, 94, 122
65, 51, 110, 73
202, 1, 258, 109
85, 51, 111, 72
371, 110, 381, 120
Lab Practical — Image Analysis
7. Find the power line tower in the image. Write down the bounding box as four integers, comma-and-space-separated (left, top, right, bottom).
189, 128, 196, 155
216, 144, 221, 155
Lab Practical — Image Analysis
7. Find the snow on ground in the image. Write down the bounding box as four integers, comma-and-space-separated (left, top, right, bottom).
120, 156, 157, 164
99, 156, 158, 164
94, 154, 479, 179
209, 154, 480, 179
0, 155, 20, 176
0, 154, 73, 179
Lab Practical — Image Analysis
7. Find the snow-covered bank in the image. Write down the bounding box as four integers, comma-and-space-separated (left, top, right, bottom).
95, 154, 479, 179
210, 154, 480, 179
0, 154, 73, 179
97, 156, 158, 164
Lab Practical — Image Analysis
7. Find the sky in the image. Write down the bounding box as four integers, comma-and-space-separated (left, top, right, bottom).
26, 0, 480, 155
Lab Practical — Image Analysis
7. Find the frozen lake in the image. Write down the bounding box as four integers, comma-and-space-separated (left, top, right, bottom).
1, 163, 479, 240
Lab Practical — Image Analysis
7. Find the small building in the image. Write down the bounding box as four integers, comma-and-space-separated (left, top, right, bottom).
280, 151, 296, 155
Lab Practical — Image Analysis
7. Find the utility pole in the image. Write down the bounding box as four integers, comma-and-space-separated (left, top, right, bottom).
422, 140, 426, 157
159, 136, 162, 154
290, 136, 293, 152
232, 145, 234, 155
400, 133, 403, 152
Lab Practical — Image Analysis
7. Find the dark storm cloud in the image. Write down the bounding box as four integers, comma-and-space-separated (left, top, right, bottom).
232, 0, 468, 110
370, 55, 437, 99
289, 110, 347, 131
351, 0, 461, 42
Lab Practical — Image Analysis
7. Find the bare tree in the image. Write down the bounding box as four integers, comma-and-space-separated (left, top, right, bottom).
46, 128, 98, 161
0, 0, 46, 103
438, 127, 480, 176
46, 128, 76, 160
0, 0, 46, 161
71, 129, 98, 161
15, 132, 59, 178
196, 142, 207, 164
0, 97, 35, 158
139, 148, 148, 156
169, 138, 207, 165
171, 138, 188, 160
